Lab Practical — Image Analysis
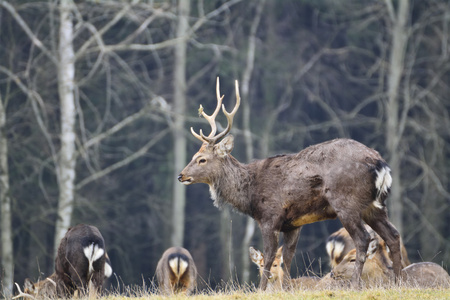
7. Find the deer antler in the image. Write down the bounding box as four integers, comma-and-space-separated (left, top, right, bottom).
12, 283, 35, 299
191, 77, 240, 145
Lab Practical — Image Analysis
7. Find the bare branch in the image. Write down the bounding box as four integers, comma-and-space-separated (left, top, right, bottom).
76, 128, 170, 190
0, 1, 57, 65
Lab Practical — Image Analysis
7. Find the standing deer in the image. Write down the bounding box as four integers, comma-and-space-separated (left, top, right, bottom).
326, 225, 410, 269
332, 238, 450, 288
156, 247, 197, 295
178, 79, 401, 290
249, 246, 320, 290
178, 78, 402, 290
14, 224, 111, 299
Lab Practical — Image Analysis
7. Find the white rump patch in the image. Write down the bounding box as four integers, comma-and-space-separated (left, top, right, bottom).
326, 240, 345, 260
169, 257, 188, 279
374, 166, 392, 208
83, 243, 105, 274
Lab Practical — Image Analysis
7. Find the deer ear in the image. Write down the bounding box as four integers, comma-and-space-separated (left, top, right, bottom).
367, 238, 379, 259
276, 247, 283, 262
249, 247, 263, 265
214, 135, 234, 157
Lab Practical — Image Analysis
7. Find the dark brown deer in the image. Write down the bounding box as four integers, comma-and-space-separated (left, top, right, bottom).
14, 224, 111, 299
178, 78, 402, 290
156, 247, 198, 295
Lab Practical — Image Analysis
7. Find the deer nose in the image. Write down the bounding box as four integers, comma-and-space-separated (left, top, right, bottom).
177, 174, 183, 182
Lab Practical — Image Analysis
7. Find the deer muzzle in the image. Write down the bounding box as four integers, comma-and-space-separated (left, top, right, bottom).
178, 174, 192, 185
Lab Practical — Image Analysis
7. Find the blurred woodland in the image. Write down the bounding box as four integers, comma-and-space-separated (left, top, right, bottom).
0, 0, 449, 297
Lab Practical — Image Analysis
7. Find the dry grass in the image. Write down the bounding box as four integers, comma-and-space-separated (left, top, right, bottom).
97, 288, 450, 300
88, 280, 450, 300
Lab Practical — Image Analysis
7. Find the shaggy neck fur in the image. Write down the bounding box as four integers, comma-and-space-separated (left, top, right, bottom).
208, 155, 253, 215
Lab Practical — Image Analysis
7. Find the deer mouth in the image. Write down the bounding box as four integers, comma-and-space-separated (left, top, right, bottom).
178, 174, 193, 185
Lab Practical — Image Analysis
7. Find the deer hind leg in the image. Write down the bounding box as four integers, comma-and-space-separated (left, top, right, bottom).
337, 214, 371, 288
281, 227, 301, 288
363, 209, 401, 283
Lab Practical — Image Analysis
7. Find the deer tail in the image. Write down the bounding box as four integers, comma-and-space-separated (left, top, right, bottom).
83, 243, 105, 275
373, 161, 392, 209
168, 253, 189, 280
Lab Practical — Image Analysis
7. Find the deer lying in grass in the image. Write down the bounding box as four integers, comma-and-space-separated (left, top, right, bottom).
326, 225, 410, 268
14, 224, 111, 299
331, 238, 450, 288
178, 77, 402, 289
156, 247, 198, 295
249, 246, 320, 290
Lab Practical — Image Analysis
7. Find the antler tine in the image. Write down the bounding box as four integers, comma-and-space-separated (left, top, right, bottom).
203, 80, 240, 144
12, 282, 35, 300
191, 77, 224, 143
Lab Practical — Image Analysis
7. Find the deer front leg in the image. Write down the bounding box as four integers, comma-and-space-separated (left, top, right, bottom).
259, 225, 279, 291
282, 227, 301, 288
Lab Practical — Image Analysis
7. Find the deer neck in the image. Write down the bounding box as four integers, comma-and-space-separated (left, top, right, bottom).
209, 155, 252, 215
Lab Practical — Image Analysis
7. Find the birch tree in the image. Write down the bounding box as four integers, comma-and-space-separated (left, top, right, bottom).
0, 95, 13, 298
54, 0, 77, 255
240, 0, 265, 283
384, 0, 410, 234
171, 0, 190, 247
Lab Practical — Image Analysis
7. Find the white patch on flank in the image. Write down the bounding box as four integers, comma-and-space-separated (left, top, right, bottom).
83, 243, 105, 274
374, 166, 392, 209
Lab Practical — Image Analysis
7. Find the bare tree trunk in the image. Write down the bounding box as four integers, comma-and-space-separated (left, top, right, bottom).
171, 0, 190, 247
0, 96, 13, 298
384, 0, 409, 234
54, 0, 77, 255
240, 0, 265, 284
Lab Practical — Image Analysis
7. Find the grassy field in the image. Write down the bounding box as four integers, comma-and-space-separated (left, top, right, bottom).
98, 288, 450, 300
92, 282, 450, 300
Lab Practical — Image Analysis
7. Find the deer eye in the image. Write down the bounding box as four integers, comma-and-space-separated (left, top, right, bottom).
350, 259, 356, 263
198, 158, 207, 164
273, 264, 277, 267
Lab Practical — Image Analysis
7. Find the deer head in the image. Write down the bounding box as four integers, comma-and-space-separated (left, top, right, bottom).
331, 237, 394, 285
249, 246, 284, 285
178, 77, 240, 186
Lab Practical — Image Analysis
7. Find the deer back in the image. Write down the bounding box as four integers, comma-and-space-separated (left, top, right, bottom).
156, 247, 197, 295
56, 224, 107, 294
401, 262, 450, 288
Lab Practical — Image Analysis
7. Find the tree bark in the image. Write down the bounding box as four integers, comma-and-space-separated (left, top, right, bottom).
384, 0, 409, 234
0, 96, 13, 298
171, 0, 190, 247
240, 0, 265, 284
54, 0, 77, 255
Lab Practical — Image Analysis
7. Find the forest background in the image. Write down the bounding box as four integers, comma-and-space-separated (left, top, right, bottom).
0, 0, 449, 297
